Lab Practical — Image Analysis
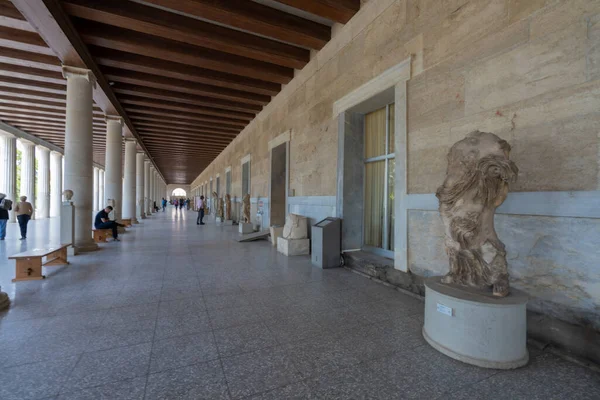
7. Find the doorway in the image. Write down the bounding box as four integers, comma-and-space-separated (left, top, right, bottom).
269, 142, 288, 227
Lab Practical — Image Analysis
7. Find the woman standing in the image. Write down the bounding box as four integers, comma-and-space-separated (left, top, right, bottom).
14, 196, 33, 240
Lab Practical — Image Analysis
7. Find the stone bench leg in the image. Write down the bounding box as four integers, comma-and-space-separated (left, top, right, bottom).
12, 257, 45, 282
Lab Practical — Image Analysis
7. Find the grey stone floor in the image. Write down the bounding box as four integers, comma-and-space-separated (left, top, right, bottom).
0, 208, 599, 400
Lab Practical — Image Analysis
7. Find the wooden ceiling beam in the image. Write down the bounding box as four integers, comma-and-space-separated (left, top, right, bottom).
0, 86, 65, 103
0, 46, 61, 71
103, 67, 270, 106
3, 118, 105, 128
123, 103, 253, 123
138, 131, 233, 145
63, 0, 309, 69
75, 19, 293, 84
272, 0, 360, 24
0, 104, 104, 118
0, 75, 65, 95
140, 0, 330, 49
0, 95, 65, 111
0, 62, 65, 84
92, 46, 279, 96
134, 121, 239, 135
114, 85, 262, 114
0, 25, 55, 55
128, 113, 247, 128
0, 112, 105, 124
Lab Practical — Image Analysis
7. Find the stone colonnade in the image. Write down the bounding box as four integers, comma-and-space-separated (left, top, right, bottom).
0, 65, 167, 251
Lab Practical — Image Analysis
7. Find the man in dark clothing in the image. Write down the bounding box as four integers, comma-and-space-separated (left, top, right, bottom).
94, 206, 123, 241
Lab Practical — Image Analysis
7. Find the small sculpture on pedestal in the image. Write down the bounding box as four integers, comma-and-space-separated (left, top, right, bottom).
211, 192, 218, 216
217, 197, 224, 220
242, 194, 251, 223
225, 194, 232, 220
436, 131, 519, 297
62, 189, 73, 202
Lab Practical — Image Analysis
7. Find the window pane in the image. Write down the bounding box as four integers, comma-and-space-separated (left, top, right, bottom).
388, 103, 395, 154
365, 107, 386, 158
364, 161, 385, 248
387, 158, 395, 251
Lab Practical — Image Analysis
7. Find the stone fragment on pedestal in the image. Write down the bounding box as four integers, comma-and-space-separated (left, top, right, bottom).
277, 237, 310, 256
282, 214, 307, 239
239, 222, 253, 234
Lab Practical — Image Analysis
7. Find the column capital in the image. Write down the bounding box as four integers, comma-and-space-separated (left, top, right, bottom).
18, 138, 34, 147
50, 150, 62, 156
62, 65, 96, 87
36, 144, 50, 152
105, 115, 124, 127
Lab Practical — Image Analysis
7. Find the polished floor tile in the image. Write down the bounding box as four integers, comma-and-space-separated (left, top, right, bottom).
0, 210, 597, 399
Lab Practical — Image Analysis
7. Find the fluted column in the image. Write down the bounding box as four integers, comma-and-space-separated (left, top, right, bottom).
136, 152, 145, 220
98, 169, 104, 210
50, 151, 62, 217
93, 167, 99, 211
123, 140, 137, 223
0, 134, 17, 222
62, 65, 97, 252
20, 140, 35, 220
104, 115, 123, 221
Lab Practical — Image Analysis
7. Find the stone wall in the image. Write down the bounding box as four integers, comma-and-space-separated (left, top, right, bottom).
191, 0, 600, 334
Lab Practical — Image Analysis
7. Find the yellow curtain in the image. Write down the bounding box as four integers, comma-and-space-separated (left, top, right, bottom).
364, 161, 385, 247
365, 107, 386, 158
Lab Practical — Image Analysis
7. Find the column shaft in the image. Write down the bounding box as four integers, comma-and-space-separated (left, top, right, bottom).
144, 161, 150, 215
0, 135, 17, 222
104, 117, 123, 221
36, 146, 50, 219
50, 152, 62, 217
149, 167, 155, 213
62, 66, 97, 252
20, 141, 35, 219
123, 140, 137, 222
93, 167, 99, 211
98, 169, 104, 210
136, 153, 145, 220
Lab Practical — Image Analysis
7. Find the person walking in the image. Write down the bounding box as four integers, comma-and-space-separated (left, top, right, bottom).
196, 196, 205, 225
94, 206, 124, 241
0, 193, 12, 240
14, 196, 33, 240
161, 198, 167, 212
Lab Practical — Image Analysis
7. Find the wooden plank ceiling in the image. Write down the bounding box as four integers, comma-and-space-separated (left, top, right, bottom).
0, 0, 108, 164
2, 0, 360, 183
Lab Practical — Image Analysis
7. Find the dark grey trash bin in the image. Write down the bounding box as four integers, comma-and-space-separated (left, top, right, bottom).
311, 217, 341, 269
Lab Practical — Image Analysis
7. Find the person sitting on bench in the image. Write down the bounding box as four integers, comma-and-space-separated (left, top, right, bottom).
94, 206, 124, 242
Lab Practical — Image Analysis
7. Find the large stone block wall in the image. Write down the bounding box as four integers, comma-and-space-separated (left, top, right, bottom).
191, 0, 600, 331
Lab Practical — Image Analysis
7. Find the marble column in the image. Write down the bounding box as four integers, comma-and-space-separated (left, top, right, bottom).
62, 65, 97, 252
104, 115, 123, 221
50, 151, 62, 217
36, 146, 50, 219
98, 169, 104, 210
0, 134, 17, 222
149, 166, 155, 213
123, 140, 137, 223
20, 140, 35, 220
144, 160, 150, 215
136, 152, 145, 220
93, 167, 99, 211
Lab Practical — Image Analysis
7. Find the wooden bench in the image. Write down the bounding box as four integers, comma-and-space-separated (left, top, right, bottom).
8, 244, 71, 282
119, 218, 132, 227
92, 228, 112, 243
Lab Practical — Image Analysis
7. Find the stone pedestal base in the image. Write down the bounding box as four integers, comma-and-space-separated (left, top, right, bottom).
423, 277, 528, 369
0, 290, 10, 311
222, 220, 233, 226
239, 223, 253, 234
277, 238, 310, 256
270, 226, 284, 247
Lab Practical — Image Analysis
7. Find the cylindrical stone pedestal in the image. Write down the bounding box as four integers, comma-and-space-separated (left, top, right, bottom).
423, 277, 528, 369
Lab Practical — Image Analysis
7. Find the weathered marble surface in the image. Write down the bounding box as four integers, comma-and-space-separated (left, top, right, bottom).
282, 214, 308, 240
409, 210, 600, 330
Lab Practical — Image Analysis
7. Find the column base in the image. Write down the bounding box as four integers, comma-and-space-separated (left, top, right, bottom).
74, 241, 99, 254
